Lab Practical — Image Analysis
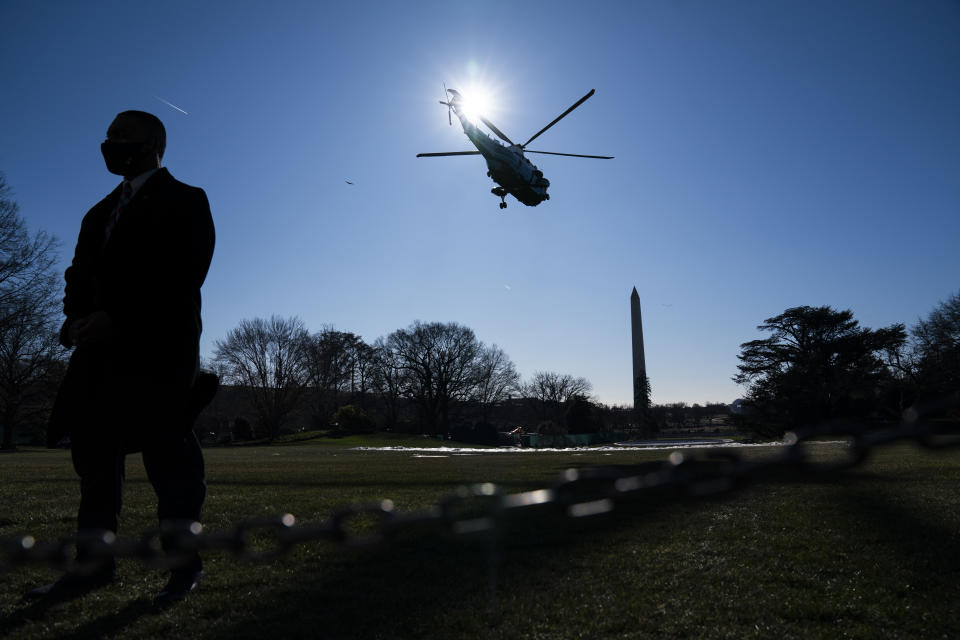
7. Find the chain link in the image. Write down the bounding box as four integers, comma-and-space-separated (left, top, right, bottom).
3, 418, 958, 574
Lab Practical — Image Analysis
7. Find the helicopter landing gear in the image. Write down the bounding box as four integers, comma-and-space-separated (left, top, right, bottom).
491, 186, 508, 210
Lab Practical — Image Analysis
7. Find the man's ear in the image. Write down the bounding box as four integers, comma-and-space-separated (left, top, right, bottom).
145, 138, 162, 165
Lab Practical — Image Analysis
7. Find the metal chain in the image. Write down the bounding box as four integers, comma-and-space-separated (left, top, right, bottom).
4, 418, 959, 574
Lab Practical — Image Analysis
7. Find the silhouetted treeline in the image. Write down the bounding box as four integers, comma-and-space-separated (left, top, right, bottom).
2, 168, 958, 446
0, 172, 64, 450
207, 318, 613, 442
203, 315, 738, 443
193, 383, 734, 445
734, 299, 960, 437
203, 295, 960, 443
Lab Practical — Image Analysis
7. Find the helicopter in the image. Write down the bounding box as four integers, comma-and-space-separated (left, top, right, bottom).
417, 87, 613, 209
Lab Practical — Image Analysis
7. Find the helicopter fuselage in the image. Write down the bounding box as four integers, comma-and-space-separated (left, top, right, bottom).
456, 111, 550, 207
417, 87, 610, 208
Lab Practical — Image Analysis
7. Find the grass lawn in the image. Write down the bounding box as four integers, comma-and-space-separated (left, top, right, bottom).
1, 440, 959, 639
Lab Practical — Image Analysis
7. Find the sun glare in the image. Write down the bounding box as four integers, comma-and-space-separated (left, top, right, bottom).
458, 86, 495, 125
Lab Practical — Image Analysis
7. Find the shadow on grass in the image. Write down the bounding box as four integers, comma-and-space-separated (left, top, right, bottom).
0, 590, 151, 640
202, 471, 960, 640
6, 600, 156, 640
6, 461, 958, 639
56, 599, 156, 640
833, 487, 960, 582
0, 597, 60, 638
1, 585, 184, 640
199, 490, 700, 640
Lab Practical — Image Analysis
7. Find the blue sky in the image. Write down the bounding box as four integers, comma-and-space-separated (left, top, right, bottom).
1, 1, 958, 406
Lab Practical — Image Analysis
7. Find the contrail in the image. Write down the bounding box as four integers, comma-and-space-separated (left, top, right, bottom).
154, 96, 188, 115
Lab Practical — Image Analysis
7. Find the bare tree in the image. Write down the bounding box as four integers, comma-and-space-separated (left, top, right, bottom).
911, 291, 960, 391
302, 328, 379, 426
213, 315, 309, 440
522, 370, 592, 427
370, 336, 406, 431
472, 344, 519, 426
385, 321, 483, 436
303, 328, 356, 426
0, 172, 63, 449
909, 291, 960, 417
346, 337, 377, 404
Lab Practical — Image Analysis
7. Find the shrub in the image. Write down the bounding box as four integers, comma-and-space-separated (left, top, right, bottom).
332, 405, 375, 434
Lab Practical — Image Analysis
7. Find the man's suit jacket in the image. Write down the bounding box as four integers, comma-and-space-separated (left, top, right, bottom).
49, 168, 215, 448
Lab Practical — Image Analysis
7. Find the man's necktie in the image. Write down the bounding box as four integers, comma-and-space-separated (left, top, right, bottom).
103, 181, 132, 247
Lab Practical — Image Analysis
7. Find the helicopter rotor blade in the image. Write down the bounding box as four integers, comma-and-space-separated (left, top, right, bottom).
521, 89, 596, 148
478, 116, 514, 145
416, 151, 482, 157
524, 150, 613, 159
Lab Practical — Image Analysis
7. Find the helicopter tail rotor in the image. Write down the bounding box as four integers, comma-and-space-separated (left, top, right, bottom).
439, 83, 452, 125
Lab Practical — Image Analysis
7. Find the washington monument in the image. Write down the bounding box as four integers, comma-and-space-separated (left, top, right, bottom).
631, 287, 647, 408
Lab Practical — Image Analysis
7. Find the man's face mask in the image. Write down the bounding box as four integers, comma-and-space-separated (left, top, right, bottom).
101, 141, 149, 176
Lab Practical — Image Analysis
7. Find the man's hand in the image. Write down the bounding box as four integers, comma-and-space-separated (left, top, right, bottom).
69, 311, 114, 347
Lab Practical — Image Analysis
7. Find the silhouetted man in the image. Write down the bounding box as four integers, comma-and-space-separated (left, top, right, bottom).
27, 110, 216, 605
